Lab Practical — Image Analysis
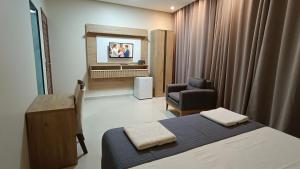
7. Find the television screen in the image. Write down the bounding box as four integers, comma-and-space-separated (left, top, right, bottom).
109, 42, 134, 58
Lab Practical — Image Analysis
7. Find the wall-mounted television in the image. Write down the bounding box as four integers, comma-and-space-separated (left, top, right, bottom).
108, 42, 134, 58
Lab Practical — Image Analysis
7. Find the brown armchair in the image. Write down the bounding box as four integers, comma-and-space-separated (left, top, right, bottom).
166, 78, 217, 116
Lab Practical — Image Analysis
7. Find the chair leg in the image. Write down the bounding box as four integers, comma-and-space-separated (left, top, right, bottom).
166, 103, 169, 110
76, 133, 88, 154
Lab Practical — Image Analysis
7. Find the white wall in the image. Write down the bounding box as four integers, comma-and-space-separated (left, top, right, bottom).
0, 0, 42, 168
45, 0, 174, 95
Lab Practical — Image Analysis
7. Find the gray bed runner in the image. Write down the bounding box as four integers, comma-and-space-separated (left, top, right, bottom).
101, 114, 264, 169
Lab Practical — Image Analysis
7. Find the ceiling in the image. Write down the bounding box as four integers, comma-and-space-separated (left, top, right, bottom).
96, 0, 196, 13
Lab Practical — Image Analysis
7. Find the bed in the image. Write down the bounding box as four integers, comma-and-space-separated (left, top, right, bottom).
101, 114, 300, 169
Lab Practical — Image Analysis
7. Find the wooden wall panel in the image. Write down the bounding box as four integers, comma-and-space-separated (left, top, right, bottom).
89, 38, 132, 64
150, 30, 175, 97
86, 35, 97, 65
141, 40, 148, 64
150, 30, 165, 97
86, 24, 148, 37
85, 24, 149, 92
86, 36, 148, 65
88, 77, 133, 91
165, 31, 175, 86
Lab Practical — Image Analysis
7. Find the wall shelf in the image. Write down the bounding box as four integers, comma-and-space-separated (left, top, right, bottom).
89, 64, 149, 79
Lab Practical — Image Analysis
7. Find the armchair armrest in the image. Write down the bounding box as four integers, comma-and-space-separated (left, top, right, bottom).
179, 89, 217, 110
166, 84, 187, 94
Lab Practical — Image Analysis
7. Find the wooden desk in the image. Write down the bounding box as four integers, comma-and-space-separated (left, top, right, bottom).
26, 95, 77, 169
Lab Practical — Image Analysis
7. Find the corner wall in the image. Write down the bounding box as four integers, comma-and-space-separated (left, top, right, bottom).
45, 0, 174, 97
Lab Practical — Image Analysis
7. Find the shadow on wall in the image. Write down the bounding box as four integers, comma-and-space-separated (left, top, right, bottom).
20, 121, 30, 169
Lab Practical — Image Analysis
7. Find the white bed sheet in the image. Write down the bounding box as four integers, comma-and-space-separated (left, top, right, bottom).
131, 127, 300, 169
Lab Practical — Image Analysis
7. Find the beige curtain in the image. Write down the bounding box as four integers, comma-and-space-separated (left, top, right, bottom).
175, 0, 300, 137
174, 0, 217, 83
247, 0, 300, 137
204, 0, 264, 110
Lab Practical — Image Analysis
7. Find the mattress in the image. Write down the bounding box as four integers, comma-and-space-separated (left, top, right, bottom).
131, 127, 300, 169
101, 114, 264, 169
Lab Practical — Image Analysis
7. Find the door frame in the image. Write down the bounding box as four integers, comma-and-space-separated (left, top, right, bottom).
41, 8, 54, 94
30, 1, 46, 95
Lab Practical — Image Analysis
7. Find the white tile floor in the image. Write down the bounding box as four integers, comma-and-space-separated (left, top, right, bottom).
65, 95, 176, 169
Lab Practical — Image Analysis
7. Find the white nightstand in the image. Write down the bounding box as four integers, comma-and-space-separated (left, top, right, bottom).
134, 77, 153, 99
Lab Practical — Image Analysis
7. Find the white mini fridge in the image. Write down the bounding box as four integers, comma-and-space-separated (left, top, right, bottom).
134, 77, 153, 99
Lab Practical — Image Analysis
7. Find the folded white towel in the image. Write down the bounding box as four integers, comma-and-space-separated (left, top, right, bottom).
124, 122, 176, 150
200, 108, 249, 126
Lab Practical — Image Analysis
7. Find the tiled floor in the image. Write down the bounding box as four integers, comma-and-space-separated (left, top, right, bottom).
65, 95, 176, 169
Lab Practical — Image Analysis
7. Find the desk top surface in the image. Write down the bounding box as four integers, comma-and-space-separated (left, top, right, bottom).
26, 95, 74, 113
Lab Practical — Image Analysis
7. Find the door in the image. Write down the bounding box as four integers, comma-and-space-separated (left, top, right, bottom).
41, 9, 54, 94
30, 2, 45, 95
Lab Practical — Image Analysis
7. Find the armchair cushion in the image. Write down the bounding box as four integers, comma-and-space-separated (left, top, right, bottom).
180, 89, 217, 110
168, 92, 180, 103
187, 85, 200, 90
188, 78, 206, 89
